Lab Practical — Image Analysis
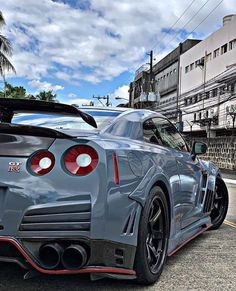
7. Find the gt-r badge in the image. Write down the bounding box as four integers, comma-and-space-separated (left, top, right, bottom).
8, 162, 22, 173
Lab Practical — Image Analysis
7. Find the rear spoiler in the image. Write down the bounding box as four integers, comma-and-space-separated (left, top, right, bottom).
0, 98, 97, 128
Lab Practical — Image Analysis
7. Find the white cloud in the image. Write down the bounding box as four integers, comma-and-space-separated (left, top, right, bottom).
29, 79, 64, 92
110, 84, 129, 99
109, 84, 129, 106
1, 0, 233, 85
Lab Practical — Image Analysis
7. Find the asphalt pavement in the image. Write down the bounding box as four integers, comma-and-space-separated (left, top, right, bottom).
0, 178, 235, 291
222, 171, 236, 224
0, 223, 235, 291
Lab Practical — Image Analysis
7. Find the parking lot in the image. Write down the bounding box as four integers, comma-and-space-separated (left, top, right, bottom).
0, 181, 235, 291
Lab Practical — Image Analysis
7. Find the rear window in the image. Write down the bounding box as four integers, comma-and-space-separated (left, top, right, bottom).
11, 110, 121, 131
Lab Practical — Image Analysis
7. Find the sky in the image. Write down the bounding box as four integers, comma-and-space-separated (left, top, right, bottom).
0, 0, 234, 106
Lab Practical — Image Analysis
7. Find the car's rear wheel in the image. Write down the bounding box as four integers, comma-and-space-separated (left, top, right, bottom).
210, 177, 228, 230
134, 186, 169, 285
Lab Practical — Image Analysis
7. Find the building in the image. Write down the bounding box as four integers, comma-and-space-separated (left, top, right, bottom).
179, 14, 236, 137
129, 14, 236, 139
129, 40, 201, 121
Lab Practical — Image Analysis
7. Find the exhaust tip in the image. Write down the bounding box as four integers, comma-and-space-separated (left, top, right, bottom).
61, 244, 87, 270
39, 243, 63, 269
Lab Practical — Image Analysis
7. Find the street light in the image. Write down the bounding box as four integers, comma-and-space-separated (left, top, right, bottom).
115, 97, 129, 101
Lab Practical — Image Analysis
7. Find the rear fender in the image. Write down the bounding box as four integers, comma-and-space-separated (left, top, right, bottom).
129, 170, 176, 238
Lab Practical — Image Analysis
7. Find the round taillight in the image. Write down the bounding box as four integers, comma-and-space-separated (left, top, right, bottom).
30, 151, 55, 175
64, 145, 98, 176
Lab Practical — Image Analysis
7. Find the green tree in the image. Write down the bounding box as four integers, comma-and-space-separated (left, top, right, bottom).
0, 82, 26, 99
36, 90, 57, 102
0, 11, 16, 96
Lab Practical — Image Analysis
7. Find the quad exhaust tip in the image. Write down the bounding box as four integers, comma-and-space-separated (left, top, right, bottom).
61, 244, 87, 270
39, 243, 63, 269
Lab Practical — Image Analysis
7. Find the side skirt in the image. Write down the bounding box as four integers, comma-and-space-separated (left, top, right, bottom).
168, 224, 212, 256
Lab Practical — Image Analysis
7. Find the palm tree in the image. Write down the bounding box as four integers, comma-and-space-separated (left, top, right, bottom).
36, 91, 57, 102
0, 11, 16, 97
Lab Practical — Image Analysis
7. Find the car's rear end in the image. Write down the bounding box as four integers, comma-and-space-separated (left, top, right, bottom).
0, 99, 137, 279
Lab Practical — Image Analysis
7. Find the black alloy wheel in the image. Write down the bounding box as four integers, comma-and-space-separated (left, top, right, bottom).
210, 177, 228, 230
135, 186, 169, 285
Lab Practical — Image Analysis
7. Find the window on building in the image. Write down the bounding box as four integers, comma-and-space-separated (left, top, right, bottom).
221, 43, 227, 54
199, 112, 202, 120
205, 91, 210, 99
185, 66, 189, 73
184, 99, 188, 106
195, 60, 199, 68
220, 85, 225, 95
170, 71, 172, 75
194, 113, 196, 121
173, 68, 176, 73
190, 63, 194, 70
206, 53, 212, 62
212, 88, 218, 97
226, 84, 231, 92
231, 83, 235, 92
166, 73, 169, 77
194, 95, 198, 103
213, 48, 220, 58
229, 38, 236, 50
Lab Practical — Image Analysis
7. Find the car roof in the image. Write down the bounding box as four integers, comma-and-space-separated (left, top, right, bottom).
72, 105, 166, 120
73, 106, 131, 112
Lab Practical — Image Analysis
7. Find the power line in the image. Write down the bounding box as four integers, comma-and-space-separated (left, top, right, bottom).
135, 0, 211, 80
134, 0, 200, 74
151, 0, 198, 51
132, 0, 226, 115
187, 0, 224, 35
181, 94, 236, 116
178, 66, 236, 99
156, 0, 211, 56
134, 0, 219, 85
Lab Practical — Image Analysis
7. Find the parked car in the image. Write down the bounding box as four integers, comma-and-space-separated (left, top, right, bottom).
0, 98, 228, 284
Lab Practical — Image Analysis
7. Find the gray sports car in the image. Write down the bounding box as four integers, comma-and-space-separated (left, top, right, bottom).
0, 98, 228, 284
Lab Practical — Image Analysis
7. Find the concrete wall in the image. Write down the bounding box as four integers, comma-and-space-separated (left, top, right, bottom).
196, 136, 236, 170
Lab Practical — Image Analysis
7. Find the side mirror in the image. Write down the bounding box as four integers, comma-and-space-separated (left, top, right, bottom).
191, 142, 208, 159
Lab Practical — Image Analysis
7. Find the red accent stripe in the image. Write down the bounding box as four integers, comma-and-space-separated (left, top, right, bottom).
112, 153, 120, 185
168, 224, 212, 257
0, 237, 135, 276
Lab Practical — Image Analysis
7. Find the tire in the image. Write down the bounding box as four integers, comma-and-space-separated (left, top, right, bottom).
209, 177, 228, 230
134, 186, 169, 285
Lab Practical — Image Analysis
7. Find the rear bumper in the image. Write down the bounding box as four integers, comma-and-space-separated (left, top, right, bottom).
0, 236, 136, 279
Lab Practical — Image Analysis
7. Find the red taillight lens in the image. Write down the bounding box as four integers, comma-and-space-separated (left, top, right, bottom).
112, 153, 119, 185
64, 145, 99, 176
30, 151, 55, 175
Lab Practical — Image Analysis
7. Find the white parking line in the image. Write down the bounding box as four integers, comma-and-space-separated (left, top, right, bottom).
223, 178, 236, 185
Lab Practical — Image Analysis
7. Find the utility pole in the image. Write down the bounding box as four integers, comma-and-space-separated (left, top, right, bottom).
93, 95, 110, 107
147, 50, 154, 102
229, 112, 236, 136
